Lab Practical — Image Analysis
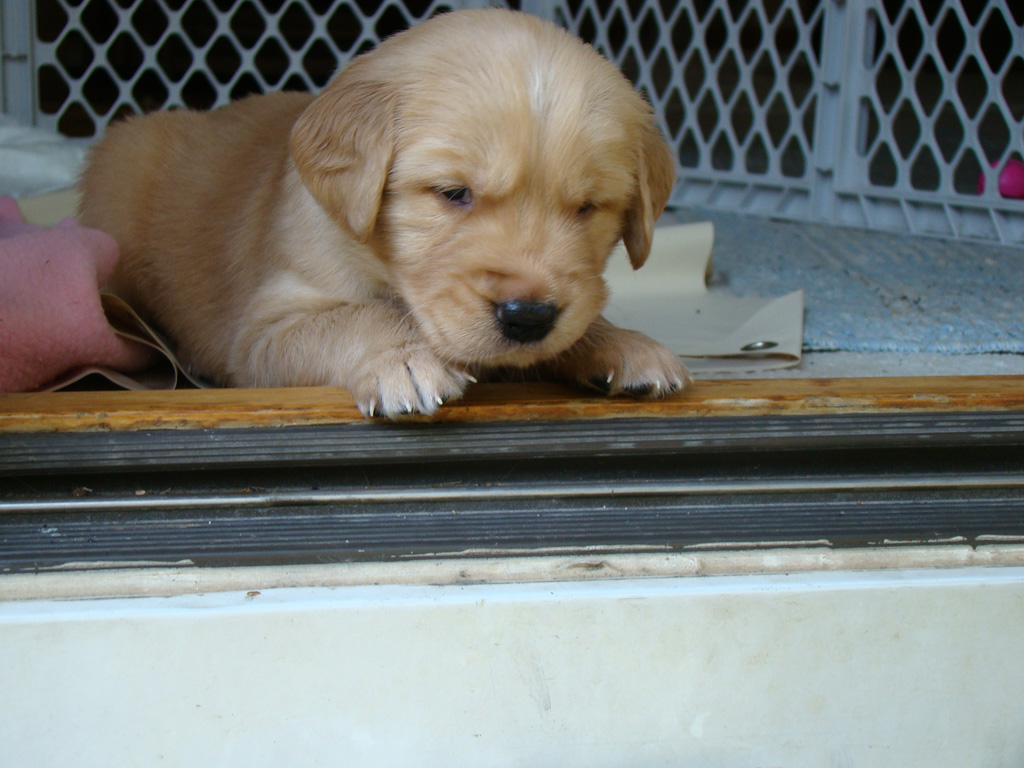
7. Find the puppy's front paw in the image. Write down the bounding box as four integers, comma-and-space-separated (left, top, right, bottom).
585, 332, 689, 398
553, 319, 689, 399
351, 343, 470, 418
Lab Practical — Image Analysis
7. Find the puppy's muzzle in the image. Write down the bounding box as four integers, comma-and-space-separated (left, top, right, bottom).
494, 300, 559, 343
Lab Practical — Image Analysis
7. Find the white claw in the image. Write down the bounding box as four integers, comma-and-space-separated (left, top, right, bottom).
367, 399, 377, 418
435, 395, 445, 406
606, 370, 615, 384
463, 373, 478, 384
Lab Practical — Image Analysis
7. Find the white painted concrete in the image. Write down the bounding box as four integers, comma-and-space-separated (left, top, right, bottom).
3, 567, 1023, 767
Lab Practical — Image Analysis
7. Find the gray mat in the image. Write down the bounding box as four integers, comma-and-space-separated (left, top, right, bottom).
671, 209, 1024, 355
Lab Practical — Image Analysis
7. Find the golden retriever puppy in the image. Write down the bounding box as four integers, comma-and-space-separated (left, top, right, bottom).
79, 8, 688, 417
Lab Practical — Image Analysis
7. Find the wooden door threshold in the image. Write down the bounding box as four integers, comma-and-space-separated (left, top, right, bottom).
1, 376, 1023, 433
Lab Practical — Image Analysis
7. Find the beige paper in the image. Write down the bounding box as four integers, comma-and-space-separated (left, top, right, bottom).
15, 187, 81, 226
42, 294, 209, 391
604, 222, 803, 373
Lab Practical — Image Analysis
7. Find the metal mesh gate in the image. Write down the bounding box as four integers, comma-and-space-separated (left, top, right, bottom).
28, 0, 458, 136
542, 0, 1024, 244
4, 0, 1023, 245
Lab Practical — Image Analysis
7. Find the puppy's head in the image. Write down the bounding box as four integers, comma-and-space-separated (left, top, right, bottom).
291, 9, 675, 367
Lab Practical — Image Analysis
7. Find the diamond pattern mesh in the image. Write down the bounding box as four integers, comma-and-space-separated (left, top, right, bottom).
20, 0, 1024, 243
552, 0, 1024, 242
859, 0, 1023, 199
34, 0, 454, 137
557, 0, 824, 187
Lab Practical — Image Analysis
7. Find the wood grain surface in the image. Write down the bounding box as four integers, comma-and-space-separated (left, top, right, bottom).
1, 376, 1023, 433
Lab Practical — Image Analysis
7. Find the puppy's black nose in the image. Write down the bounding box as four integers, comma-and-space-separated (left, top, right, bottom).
494, 300, 559, 343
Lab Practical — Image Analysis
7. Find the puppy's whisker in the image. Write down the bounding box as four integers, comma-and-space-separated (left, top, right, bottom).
398, 297, 450, 327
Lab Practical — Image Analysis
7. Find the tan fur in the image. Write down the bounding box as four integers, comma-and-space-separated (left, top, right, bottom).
79, 8, 688, 417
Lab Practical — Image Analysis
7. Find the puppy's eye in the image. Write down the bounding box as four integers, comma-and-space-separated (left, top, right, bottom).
438, 186, 473, 206
576, 202, 596, 217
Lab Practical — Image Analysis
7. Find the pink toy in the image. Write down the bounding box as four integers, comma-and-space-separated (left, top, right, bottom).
0, 195, 152, 392
976, 157, 1024, 199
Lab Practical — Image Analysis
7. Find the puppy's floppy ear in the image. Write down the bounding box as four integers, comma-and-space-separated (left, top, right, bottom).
622, 121, 677, 270
290, 62, 397, 243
